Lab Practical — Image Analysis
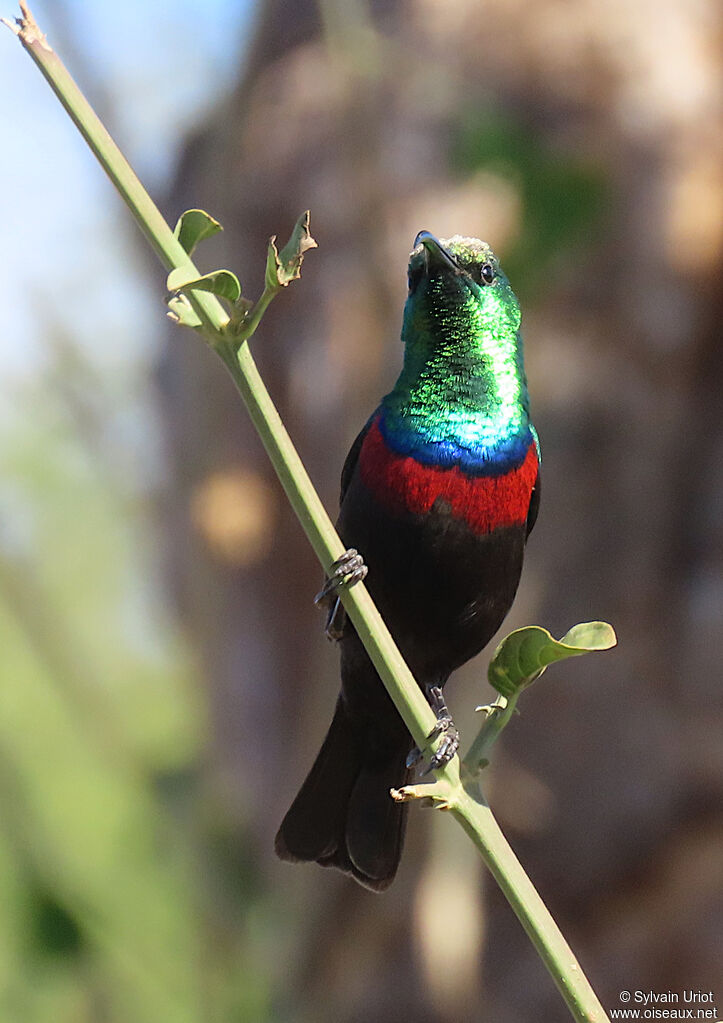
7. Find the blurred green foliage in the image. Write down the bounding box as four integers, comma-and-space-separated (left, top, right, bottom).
452, 110, 608, 292
0, 373, 273, 1021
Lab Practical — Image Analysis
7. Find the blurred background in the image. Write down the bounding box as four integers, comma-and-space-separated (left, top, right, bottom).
1, 0, 721, 1020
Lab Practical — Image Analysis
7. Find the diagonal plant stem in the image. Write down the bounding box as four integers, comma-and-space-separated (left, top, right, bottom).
4, 6, 610, 1020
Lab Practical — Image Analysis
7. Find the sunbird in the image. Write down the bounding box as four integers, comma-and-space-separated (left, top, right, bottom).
276, 232, 540, 890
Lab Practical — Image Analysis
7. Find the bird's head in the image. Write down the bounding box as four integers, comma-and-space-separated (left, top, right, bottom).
402, 232, 521, 348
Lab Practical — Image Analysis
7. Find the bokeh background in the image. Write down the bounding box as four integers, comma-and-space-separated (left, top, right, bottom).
1, 1, 722, 1021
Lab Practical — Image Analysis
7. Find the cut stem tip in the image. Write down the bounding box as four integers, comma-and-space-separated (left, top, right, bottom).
2, 2, 50, 47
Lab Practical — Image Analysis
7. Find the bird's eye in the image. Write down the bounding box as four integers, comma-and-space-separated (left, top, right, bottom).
407, 264, 424, 293
480, 262, 496, 285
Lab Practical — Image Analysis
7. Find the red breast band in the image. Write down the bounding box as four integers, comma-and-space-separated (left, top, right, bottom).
358, 417, 538, 535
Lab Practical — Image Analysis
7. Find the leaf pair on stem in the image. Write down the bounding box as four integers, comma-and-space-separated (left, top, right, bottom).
166, 208, 317, 339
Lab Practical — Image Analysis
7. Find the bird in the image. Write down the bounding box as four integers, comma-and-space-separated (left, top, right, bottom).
275, 232, 540, 891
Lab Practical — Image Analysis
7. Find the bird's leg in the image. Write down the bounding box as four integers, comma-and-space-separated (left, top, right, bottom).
314, 549, 368, 641
406, 685, 460, 774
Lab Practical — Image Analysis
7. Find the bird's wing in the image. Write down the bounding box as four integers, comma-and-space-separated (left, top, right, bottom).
339, 415, 375, 506
317, 417, 376, 641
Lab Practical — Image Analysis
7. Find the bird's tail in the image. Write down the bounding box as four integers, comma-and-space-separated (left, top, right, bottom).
275, 697, 410, 891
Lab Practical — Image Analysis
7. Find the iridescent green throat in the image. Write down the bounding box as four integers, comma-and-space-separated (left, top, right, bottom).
381, 236, 534, 475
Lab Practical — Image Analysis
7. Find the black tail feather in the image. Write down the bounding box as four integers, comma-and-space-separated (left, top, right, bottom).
345, 749, 410, 889
275, 697, 410, 891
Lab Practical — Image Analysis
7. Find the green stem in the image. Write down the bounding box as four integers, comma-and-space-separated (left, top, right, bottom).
6, 7, 609, 1020
235, 286, 278, 342
452, 786, 604, 1022
462, 692, 519, 773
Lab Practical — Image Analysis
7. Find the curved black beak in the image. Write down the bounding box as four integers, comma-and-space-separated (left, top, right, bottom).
413, 231, 463, 274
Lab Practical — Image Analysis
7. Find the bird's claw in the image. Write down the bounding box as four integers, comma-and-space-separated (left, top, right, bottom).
314, 549, 368, 605
315, 549, 368, 642
406, 686, 459, 773
323, 597, 346, 642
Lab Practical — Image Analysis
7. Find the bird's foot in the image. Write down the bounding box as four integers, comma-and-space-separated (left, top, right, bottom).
314, 549, 368, 641
314, 549, 368, 604
406, 686, 460, 774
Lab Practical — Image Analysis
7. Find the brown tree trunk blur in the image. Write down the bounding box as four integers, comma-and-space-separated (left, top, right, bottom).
156, 0, 723, 1019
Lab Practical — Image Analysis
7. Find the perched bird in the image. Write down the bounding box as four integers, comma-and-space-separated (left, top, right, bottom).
275, 232, 540, 890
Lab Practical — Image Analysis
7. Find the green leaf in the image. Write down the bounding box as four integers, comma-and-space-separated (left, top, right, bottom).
167, 267, 241, 304
173, 208, 222, 256
488, 622, 617, 699
166, 294, 203, 329
265, 210, 317, 291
